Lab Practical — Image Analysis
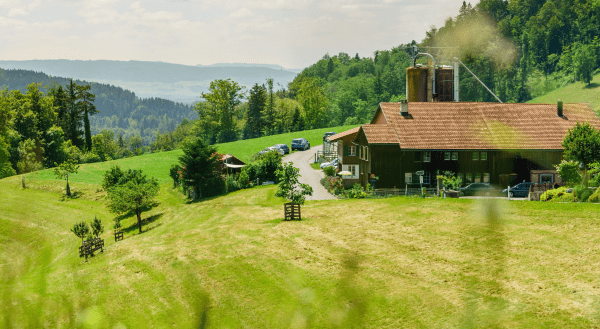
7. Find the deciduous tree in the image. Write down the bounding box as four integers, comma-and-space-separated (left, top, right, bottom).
562, 122, 600, 187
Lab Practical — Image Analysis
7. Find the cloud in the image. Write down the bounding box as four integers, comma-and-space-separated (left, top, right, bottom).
229, 8, 253, 18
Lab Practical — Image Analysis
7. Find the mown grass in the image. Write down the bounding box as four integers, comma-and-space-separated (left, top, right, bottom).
2, 170, 600, 327
28, 125, 356, 187
528, 72, 600, 113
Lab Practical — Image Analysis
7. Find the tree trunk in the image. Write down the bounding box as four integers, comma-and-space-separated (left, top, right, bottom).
137, 208, 142, 233
66, 174, 71, 196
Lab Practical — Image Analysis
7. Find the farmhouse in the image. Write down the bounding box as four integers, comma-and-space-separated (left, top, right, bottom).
329, 101, 600, 189
216, 153, 246, 175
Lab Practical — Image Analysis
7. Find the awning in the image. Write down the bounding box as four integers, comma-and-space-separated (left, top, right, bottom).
224, 164, 245, 168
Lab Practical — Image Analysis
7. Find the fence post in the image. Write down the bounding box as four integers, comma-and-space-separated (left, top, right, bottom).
507, 186, 510, 201
405, 185, 408, 196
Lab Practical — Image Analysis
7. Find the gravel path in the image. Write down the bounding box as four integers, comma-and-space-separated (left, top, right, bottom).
283, 144, 338, 201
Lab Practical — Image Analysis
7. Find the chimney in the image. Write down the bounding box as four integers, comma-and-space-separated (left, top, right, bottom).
400, 99, 408, 116
557, 99, 563, 117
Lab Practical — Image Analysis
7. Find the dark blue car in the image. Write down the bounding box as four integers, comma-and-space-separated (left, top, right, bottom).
503, 182, 533, 198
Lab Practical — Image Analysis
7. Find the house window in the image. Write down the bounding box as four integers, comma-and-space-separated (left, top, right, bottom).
342, 165, 359, 179
423, 151, 431, 162
349, 146, 356, 156
472, 152, 479, 160
481, 152, 487, 161
405, 173, 413, 184
423, 172, 431, 184
540, 174, 554, 184
444, 151, 451, 160
483, 173, 490, 183
466, 173, 472, 183
414, 151, 422, 162
452, 152, 458, 160
474, 173, 481, 183
365, 147, 369, 161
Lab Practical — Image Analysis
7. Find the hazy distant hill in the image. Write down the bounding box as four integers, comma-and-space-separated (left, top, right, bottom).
0, 60, 299, 103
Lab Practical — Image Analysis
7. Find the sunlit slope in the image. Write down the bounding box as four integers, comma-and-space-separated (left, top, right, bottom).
2, 176, 600, 327
528, 73, 600, 112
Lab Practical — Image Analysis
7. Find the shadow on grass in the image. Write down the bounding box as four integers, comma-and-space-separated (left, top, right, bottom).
122, 212, 164, 234
584, 82, 599, 89
186, 194, 222, 205
60, 191, 83, 201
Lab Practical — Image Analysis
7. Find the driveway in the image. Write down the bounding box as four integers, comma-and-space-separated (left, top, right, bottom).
283, 144, 337, 201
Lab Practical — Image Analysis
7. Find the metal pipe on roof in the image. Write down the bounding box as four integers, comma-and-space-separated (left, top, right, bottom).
412, 52, 436, 96
454, 57, 502, 103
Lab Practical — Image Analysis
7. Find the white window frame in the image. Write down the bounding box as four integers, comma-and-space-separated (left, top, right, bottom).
481, 152, 487, 161
349, 145, 356, 156
423, 151, 431, 162
423, 172, 431, 184
342, 165, 359, 179
483, 173, 490, 183
444, 151, 451, 160
405, 172, 413, 184
452, 151, 458, 160
472, 152, 479, 160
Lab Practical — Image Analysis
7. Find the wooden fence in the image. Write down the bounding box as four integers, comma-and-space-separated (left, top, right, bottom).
284, 203, 301, 221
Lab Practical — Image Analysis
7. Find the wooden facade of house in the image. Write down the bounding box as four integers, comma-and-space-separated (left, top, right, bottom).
332, 101, 600, 189
217, 154, 246, 175
328, 127, 361, 187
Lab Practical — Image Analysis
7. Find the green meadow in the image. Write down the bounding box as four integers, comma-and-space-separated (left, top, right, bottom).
528, 72, 600, 112
2, 127, 600, 328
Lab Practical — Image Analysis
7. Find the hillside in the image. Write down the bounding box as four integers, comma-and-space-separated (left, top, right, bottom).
0, 60, 299, 103
2, 160, 599, 327
528, 73, 600, 112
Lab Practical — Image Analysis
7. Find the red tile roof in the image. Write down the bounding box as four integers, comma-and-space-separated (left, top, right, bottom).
327, 126, 360, 141
358, 102, 600, 150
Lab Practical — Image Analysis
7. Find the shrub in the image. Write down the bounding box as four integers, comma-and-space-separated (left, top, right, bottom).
241, 151, 282, 184
80, 151, 101, 164
588, 187, 600, 203
326, 177, 344, 195
237, 169, 253, 189
169, 164, 181, 187
323, 166, 336, 177
574, 187, 595, 202
102, 165, 126, 190
224, 174, 241, 193
540, 187, 568, 201
346, 183, 367, 199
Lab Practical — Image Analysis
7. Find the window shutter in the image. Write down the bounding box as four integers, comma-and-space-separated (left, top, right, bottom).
344, 146, 348, 156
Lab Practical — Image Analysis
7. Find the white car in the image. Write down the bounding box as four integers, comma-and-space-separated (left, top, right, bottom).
258, 146, 284, 156
320, 158, 338, 169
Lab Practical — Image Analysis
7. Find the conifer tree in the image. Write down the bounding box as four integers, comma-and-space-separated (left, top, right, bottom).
245, 83, 266, 139
77, 84, 98, 151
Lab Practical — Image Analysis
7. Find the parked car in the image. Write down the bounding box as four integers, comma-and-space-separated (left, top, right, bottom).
273, 144, 290, 154
502, 182, 533, 197
460, 183, 496, 196
320, 158, 338, 169
323, 132, 337, 143
291, 138, 310, 151
258, 146, 284, 156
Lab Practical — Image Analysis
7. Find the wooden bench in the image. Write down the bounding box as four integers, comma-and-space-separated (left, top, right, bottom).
284, 203, 301, 221
79, 237, 104, 260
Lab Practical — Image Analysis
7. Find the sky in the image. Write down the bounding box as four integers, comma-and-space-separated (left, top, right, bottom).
0, 0, 464, 69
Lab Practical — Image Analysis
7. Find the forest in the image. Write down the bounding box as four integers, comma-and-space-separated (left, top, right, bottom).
0, 69, 197, 145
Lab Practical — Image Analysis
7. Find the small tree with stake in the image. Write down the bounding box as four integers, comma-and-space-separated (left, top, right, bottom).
71, 221, 90, 245
562, 122, 600, 187
275, 162, 313, 220
53, 158, 79, 196
90, 216, 104, 238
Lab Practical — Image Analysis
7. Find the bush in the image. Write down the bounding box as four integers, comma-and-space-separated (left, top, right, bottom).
237, 169, 253, 189
102, 165, 126, 190
169, 164, 181, 187
588, 187, 600, 203
345, 183, 367, 199
323, 166, 336, 177
574, 187, 595, 202
325, 177, 343, 195
540, 187, 568, 201
224, 174, 241, 193
80, 151, 101, 164
241, 151, 282, 184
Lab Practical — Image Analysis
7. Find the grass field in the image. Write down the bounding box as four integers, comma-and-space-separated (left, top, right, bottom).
528, 72, 600, 112
2, 169, 600, 327
3, 125, 600, 327
26, 125, 356, 190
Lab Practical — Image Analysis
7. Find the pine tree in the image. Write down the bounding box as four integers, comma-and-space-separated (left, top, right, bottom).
245, 83, 266, 139
76, 84, 98, 151
65, 79, 84, 149
262, 79, 276, 136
